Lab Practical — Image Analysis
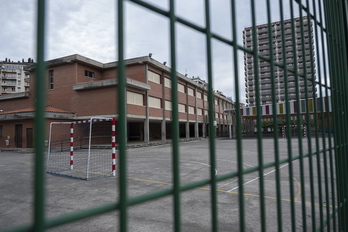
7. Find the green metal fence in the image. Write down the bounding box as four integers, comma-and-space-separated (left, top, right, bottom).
3, 0, 348, 231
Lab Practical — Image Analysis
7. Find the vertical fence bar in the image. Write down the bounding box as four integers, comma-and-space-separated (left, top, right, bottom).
306, 0, 331, 229
335, 1, 348, 230
33, 0, 47, 231
279, 1, 296, 231
294, 2, 309, 230
230, 1, 245, 231
250, 1, 266, 231
341, 1, 348, 228
265, 1, 283, 230
168, 0, 181, 231
303, 1, 325, 227
337, 1, 348, 230
116, 0, 128, 231
324, 1, 343, 230
324, 0, 347, 230
316, 0, 337, 228
204, 0, 218, 231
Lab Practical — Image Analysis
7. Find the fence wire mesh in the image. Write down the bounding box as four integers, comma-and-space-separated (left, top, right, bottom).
3, 0, 348, 231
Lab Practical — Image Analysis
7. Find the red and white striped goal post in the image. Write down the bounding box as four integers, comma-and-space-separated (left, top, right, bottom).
48, 117, 116, 177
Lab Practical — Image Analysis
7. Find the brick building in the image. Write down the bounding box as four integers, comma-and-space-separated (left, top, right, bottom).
0, 54, 234, 148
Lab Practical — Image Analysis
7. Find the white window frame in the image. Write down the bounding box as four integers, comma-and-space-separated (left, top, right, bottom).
188, 88, 194, 96
148, 96, 161, 109
197, 91, 202, 99
164, 77, 171, 88
179, 103, 186, 113
197, 108, 203, 115
148, 70, 161, 84
165, 100, 172, 111
178, 83, 185, 93
127, 91, 144, 106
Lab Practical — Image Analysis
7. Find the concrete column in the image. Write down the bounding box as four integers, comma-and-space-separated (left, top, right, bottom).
161, 120, 166, 141
186, 122, 189, 139
232, 114, 236, 139
161, 70, 166, 142
144, 64, 149, 143
203, 116, 207, 138
144, 119, 149, 142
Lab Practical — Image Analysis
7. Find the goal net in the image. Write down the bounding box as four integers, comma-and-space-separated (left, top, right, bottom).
280, 125, 307, 139
46, 117, 116, 180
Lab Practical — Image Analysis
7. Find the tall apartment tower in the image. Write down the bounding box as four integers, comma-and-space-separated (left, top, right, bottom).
243, 17, 316, 106
0, 59, 33, 95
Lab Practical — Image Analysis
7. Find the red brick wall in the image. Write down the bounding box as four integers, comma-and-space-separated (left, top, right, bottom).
178, 92, 186, 104
76, 63, 103, 83
72, 87, 118, 116
149, 108, 162, 118
187, 95, 195, 107
149, 82, 162, 98
102, 68, 117, 80
127, 105, 146, 116
188, 114, 196, 121
0, 120, 35, 148
125, 64, 146, 82
164, 87, 171, 100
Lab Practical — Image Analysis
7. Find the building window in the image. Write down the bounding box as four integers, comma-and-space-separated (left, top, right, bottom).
148, 96, 162, 109
148, 70, 161, 84
165, 100, 172, 111
188, 88, 194, 96
197, 91, 202, 99
179, 104, 186, 113
178, 83, 185, 93
197, 108, 203, 115
204, 94, 208, 101
164, 77, 171, 88
85, 70, 95, 78
127, 91, 144, 106
188, 106, 195, 114
48, 70, 54, 90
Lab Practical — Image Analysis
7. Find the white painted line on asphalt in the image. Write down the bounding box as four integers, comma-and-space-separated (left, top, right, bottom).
185, 160, 218, 176
228, 163, 290, 192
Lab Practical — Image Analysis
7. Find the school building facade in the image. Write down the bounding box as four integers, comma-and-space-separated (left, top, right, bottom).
0, 54, 235, 148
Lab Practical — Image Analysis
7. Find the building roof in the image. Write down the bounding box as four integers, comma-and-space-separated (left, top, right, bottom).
0, 105, 73, 115
0, 105, 76, 121
27, 54, 234, 103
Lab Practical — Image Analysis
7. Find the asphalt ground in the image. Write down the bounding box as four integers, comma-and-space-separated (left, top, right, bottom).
0, 137, 335, 231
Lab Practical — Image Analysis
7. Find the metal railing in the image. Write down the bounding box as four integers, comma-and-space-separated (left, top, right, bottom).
3, 0, 348, 231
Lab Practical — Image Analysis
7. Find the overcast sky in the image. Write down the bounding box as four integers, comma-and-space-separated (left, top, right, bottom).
0, 0, 315, 103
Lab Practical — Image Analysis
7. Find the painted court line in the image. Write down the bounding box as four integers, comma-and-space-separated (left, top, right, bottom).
228, 163, 290, 192
13, 159, 333, 208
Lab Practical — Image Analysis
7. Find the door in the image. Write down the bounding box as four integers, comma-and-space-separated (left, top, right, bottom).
26, 128, 33, 148
15, 124, 23, 148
